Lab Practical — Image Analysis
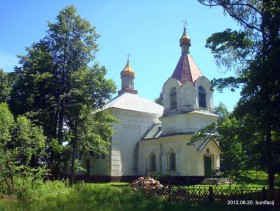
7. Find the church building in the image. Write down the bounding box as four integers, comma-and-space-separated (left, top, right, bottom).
89, 28, 221, 183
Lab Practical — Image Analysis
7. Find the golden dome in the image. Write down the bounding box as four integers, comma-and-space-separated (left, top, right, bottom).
179, 27, 191, 46
121, 60, 135, 78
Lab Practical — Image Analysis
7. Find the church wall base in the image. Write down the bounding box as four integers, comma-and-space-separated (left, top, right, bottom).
157, 176, 205, 185
69, 175, 205, 185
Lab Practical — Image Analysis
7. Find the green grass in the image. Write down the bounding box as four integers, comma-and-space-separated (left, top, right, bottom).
0, 182, 165, 211
0, 181, 264, 211
185, 179, 280, 190
187, 184, 265, 189
0, 176, 279, 211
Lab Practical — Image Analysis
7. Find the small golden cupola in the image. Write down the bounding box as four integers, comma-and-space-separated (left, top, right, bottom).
179, 27, 191, 53
120, 59, 135, 78
118, 57, 138, 96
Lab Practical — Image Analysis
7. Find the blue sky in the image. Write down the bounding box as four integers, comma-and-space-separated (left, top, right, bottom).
0, 0, 241, 111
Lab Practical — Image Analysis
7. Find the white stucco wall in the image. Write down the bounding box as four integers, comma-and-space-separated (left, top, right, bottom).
139, 135, 221, 177
160, 110, 218, 136
162, 76, 214, 116
108, 108, 161, 176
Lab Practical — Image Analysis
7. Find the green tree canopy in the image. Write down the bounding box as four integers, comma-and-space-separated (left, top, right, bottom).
198, 0, 280, 189
191, 103, 263, 180
0, 69, 13, 103
155, 92, 164, 106
0, 103, 46, 193
9, 5, 117, 180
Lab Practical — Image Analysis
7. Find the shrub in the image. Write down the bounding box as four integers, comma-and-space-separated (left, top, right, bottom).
15, 177, 43, 201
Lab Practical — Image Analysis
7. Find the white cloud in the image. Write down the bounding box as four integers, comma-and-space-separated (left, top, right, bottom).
0, 52, 19, 72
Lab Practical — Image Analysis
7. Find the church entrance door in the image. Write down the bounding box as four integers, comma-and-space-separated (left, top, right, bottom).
204, 156, 212, 178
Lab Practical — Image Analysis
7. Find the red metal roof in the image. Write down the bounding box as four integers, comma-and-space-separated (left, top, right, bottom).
171, 52, 203, 85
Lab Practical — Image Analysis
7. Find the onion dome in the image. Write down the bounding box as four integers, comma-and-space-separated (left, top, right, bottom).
179, 27, 191, 47
118, 58, 138, 95
121, 59, 135, 78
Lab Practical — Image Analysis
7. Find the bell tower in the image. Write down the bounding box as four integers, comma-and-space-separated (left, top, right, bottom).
160, 27, 217, 136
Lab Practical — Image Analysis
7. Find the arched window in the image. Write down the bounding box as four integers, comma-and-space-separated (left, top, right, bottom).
149, 153, 156, 171
170, 87, 177, 109
168, 150, 176, 171
198, 86, 206, 108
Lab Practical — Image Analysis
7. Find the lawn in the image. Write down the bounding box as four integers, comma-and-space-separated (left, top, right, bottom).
0, 181, 264, 211
185, 171, 280, 190
0, 173, 278, 211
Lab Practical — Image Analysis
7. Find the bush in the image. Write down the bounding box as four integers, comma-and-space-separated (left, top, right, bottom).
15, 177, 43, 201
0, 182, 173, 210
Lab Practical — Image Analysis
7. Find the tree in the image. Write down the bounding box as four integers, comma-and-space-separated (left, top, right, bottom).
0, 103, 46, 193
10, 5, 117, 180
68, 109, 119, 181
0, 103, 14, 192
198, 0, 280, 190
155, 92, 164, 106
65, 64, 116, 183
191, 104, 250, 179
9, 41, 63, 178
10, 41, 56, 133
214, 102, 230, 123
0, 69, 12, 103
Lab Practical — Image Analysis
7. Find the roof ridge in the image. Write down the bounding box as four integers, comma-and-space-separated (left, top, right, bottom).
171, 52, 203, 85
187, 54, 203, 83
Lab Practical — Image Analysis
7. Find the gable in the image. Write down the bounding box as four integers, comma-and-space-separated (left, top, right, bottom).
197, 138, 222, 154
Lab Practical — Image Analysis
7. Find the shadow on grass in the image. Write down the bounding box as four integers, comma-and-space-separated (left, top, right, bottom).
110, 184, 129, 188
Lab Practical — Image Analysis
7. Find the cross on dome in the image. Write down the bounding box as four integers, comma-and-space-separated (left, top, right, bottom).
183, 19, 188, 29
179, 21, 191, 52
126, 53, 131, 62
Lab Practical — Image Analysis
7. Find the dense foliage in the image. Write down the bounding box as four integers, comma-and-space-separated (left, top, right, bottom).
2, 5, 117, 185
0, 103, 47, 193
198, 0, 280, 189
191, 103, 268, 182
0, 69, 13, 103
